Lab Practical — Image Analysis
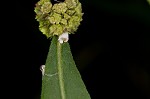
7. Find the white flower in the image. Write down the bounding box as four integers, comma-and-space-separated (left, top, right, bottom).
58, 32, 69, 44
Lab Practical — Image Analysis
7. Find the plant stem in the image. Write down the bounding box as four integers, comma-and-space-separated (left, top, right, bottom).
57, 42, 66, 99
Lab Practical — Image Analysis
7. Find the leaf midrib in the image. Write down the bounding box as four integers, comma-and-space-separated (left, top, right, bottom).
57, 42, 66, 99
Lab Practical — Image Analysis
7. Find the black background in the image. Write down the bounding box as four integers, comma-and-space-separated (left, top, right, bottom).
14, 0, 150, 99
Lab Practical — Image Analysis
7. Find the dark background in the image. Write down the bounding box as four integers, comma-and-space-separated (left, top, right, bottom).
15, 0, 150, 99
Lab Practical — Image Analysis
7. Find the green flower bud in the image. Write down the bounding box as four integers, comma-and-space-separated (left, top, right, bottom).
49, 12, 62, 24
63, 13, 71, 20
41, 1, 52, 14
52, 3, 67, 14
66, 10, 75, 16
65, 0, 78, 9
60, 19, 67, 25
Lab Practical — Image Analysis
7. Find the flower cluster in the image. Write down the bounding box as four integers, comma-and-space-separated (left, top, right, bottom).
34, 0, 83, 38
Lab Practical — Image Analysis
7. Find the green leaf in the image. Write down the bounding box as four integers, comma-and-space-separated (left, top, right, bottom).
41, 36, 91, 99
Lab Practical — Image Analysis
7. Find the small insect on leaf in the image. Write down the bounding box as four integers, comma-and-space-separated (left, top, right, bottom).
40, 65, 45, 76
